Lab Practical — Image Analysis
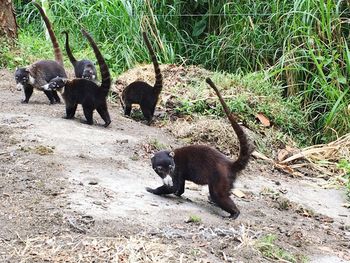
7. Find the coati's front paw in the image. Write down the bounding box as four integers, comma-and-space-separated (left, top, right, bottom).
81, 120, 93, 125
229, 210, 240, 220
21, 99, 29, 104
174, 191, 183, 197
145, 187, 155, 194
104, 121, 111, 128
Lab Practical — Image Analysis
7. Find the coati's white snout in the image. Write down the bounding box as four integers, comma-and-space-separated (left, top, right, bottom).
16, 83, 24, 91
162, 175, 173, 187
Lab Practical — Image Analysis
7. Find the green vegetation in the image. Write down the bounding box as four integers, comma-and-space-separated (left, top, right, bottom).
338, 159, 350, 200
9, 0, 350, 144
175, 71, 310, 145
256, 234, 308, 263
186, 215, 202, 223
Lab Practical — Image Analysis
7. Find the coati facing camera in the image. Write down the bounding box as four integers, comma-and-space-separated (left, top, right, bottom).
146, 78, 253, 219
43, 29, 111, 127
62, 31, 97, 80
121, 32, 163, 124
14, 1, 66, 104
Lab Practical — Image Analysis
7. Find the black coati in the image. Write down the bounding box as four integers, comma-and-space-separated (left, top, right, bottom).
43, 29, 111, 127
62, 31, 97, 80
146, 78, 253, 219
14, 1, 66, 104
121, 32, 163, 124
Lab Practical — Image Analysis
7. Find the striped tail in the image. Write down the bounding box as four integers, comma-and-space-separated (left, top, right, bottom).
32, 1, 63, 67
81, 29, 110, 94
142, 32, 162, 95
62, 31, 77, 65
206, 78, 253, 174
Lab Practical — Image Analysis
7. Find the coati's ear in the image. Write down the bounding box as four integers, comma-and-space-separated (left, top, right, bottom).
24, 67, 30, 73
63, 78, 68, 84
169, 151, 175, 158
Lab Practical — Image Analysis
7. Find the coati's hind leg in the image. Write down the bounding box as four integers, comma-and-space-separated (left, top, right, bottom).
140, 102, 154, 125
22, 86, 33, 103
123, 101, 132, 116
65, 103, 78, 119
52, 91, 61, 103
96, 103, 111, 127
82, 104, 94, 125
43, 90, 56, 104
209, 184, 240, 219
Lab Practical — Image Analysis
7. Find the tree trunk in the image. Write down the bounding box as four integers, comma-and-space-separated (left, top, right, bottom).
0, 0, 18, 39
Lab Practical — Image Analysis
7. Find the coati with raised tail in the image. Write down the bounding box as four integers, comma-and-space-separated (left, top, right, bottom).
62, 31, 97, 80
43, 29, 111, 127
146, 78, 253, 219
14, 1, 66, 104
121, 32, 163, 124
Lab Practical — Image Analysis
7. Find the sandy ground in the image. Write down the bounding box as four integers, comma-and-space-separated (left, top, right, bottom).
0, 68, 349, 262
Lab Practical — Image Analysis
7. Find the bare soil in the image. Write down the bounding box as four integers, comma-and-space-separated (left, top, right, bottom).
0, 68, 349, 262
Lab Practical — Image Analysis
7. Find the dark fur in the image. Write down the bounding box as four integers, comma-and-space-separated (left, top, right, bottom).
146, 78, 253, 219
15, 61, 66, 104
62, 31, 97, 80
14, 2, 66, 104
44, 29, 111, 127
121, 32, 163, 124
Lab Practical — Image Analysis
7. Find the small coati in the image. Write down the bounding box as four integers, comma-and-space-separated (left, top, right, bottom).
14, 1, 66, 104
121, 32, 163, 124
62, 31, 97, 80
43, 29, 111, 127
146, 78, 253, 219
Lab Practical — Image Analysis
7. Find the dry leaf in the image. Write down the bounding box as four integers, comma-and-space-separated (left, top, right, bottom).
256, 112, 270, 127
277, 149, 290, 162
232, 189, 246, 198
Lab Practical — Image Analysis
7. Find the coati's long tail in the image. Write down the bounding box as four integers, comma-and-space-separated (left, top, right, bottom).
32, 1, 64, 67
62, 31, 77, 65
142, 32, 162, 95
81, 29, 111, 94
206, 78, 253, 173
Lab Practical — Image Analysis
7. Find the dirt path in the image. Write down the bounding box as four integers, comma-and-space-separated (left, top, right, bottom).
0, 69, 349, 262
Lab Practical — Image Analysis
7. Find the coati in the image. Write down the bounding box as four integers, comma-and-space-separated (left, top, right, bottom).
146, 78, 253, 219
42, 29, 111, 127
121, 32, 163, 124
14, 1, 66, 104
62, 31, 97, 80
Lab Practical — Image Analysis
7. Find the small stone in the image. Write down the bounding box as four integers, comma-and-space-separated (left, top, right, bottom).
89, 180, 98, 185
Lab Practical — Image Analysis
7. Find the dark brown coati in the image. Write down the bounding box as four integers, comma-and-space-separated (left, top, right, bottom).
121, 32, 162, 124
14, 1, 66, 104
43, 29, 111, 127
62, 31, 97, 80
146, 78, 253, 219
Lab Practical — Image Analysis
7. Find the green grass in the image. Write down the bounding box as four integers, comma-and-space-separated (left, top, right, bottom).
186, 215, 202, 223
256, 234, 308, 263
175, 71, 311, 146
338, 159, 350, 200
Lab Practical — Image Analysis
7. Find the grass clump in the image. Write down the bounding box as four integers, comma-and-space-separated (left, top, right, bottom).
256, 234, 307, 263
175, 71, 310, 147
338, 159, 350, 200
185, 215, 202, 224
